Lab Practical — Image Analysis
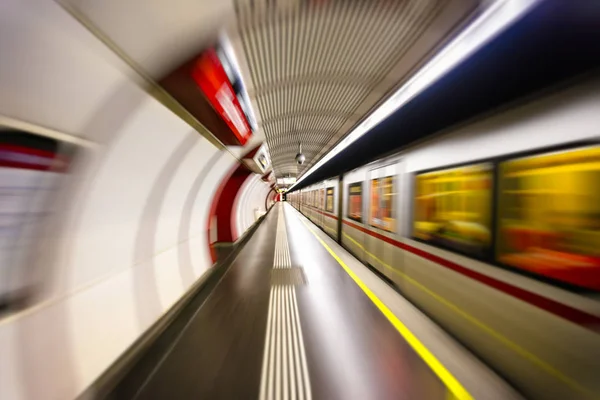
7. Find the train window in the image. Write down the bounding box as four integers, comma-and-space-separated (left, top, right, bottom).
370, 176, 395, 232
414, 163, 492, 258
347, 182, 363, 222
496, 146, 600, 290
320, 188, 325, 210
326, 187, 334, 213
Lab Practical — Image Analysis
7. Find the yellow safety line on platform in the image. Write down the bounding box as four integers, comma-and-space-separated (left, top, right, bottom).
340, 232, 596, 399
298, 218, 473, 400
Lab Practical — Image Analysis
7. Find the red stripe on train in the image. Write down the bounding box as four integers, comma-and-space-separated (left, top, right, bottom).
338, 217, 600, 330
304, 205, 337, 220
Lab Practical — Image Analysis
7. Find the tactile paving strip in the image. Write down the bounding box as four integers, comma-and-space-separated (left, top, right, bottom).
270, 267, 307, 286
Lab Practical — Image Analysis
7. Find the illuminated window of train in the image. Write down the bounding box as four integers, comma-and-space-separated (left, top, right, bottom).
370, 176, 396, 232
320, 188, 325, 210
326, 187, 334, 212
414, 163, 492, 257
348, 182, 363, 222
497, 146, 600, 290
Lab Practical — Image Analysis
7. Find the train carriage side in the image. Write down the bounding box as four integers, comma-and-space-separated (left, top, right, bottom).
312, 184, 321, 223
380, 81, 600, 399
293, 80, 600, 399
296, 178, 340, 241
306, 188, 312, 221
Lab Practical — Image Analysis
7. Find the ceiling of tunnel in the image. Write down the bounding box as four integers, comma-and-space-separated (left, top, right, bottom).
290, 0, 600, 190
229, 0, 481, 178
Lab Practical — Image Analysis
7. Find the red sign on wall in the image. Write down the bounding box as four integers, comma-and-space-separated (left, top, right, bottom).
191, 49, 252, 146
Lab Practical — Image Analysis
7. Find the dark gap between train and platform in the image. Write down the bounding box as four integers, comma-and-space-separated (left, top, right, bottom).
80, 209, 273, 400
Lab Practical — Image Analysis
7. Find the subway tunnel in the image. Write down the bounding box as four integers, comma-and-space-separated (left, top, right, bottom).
1, 0, 600, 399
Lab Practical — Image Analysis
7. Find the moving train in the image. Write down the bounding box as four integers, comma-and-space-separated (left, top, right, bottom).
0, 130, 70, 309
287, 80, 600, 400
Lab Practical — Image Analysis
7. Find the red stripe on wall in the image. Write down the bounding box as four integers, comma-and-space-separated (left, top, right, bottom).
207, 162, 239, 263
340, 218, 600, 330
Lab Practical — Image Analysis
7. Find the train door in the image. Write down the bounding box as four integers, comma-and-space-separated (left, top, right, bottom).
310, 190, 316, 222
342, 171, 367, 264
336, 176, 343, 243
313, 189, 318, 223
309, 190, 315, 222
366, 163, 397, 277
324, 184, 337, 240
318, 187, 325, 229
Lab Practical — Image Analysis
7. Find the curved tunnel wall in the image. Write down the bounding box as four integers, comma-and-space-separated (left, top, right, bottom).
234, 174, 272, 240
0, 1, 271, 399
211, 164, 252, 246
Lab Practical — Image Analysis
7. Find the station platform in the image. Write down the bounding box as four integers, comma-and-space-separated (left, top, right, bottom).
105, 203, 520, 400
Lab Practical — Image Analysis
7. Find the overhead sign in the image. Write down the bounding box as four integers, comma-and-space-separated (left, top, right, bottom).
191, 48, 252, 146
242, 143, 271, 174
276, 177, 297, 186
